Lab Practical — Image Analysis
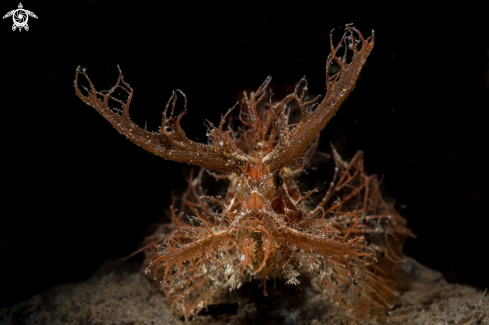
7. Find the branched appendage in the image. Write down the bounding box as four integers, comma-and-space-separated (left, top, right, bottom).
76, 25, 413, 322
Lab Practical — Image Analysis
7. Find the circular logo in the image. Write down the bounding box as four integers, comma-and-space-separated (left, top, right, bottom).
13, 9, 28, 28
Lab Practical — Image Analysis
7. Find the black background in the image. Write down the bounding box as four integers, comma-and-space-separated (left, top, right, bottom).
1, 2, 488, 309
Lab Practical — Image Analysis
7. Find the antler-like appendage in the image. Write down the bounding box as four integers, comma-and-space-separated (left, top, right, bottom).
75, 66, 248, 173
263, 26, 374, 171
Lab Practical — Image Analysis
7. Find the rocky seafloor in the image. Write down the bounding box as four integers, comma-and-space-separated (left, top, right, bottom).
1, 257, 487, 325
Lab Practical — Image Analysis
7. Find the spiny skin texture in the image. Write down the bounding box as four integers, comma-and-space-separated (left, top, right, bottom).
75, 26, 413, 322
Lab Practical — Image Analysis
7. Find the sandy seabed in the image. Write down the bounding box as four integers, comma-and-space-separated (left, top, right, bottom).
1, 257, 487, 325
